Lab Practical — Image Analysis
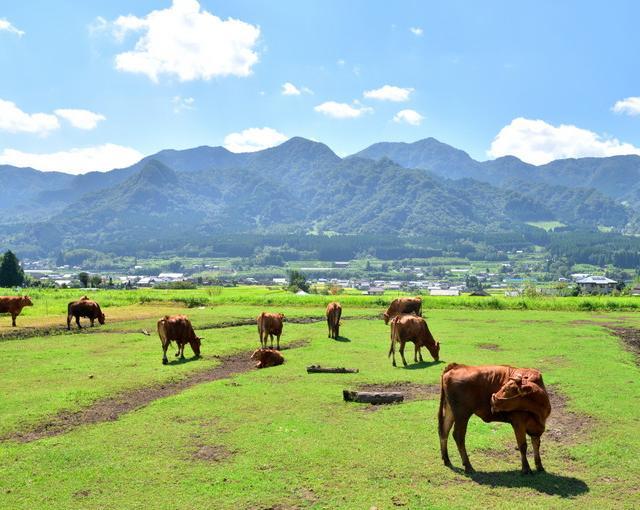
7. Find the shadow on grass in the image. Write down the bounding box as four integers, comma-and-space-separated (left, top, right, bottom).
402, 360, 443, 370
458, 468, 589, 498
334, 336, 351, 342
167, 355, 201, 366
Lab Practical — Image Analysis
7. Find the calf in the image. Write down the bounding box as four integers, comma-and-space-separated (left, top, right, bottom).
389, 314, 440, 367
326, 301, 342, 339
157, 315, 201, 365
251, 348, 284, 369
257, 312, 285, 349
0, 295, 33, 327
67, 298, 105, 330
383, 296, 422, 324
438, 363, 551, 474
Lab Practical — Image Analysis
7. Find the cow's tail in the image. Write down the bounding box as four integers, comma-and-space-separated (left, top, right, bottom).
388, 318, 397, 358
438, 372, 447, 438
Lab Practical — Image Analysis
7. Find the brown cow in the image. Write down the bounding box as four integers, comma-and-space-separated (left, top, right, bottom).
67, 298, 105, 330
157, 315, 201, 365
0, 295, 33, 327
438, 363, 551, 474
326, 301, 342, 339
251, 348, 284, 369
389, 313, 440, 366
383, 296, 422, 324
257, 312, 285, 349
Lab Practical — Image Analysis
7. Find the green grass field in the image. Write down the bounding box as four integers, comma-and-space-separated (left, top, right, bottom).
1, 288, 639, 509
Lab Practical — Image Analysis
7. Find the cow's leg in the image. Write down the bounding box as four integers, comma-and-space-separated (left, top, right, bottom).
531, 435, 544, 472
162, 341, 169, 365
175, 341, 181, 357
414, 342, 419, 362
67, 314, 72, 330
179, 343, 185, 359
399, 340, 408, 366
11, 313, 17, 327
439, 401, 455, 467
269, 333, 274, 349
276, 334, 280, 350
452, 413, 474, 473
335, 322, 339, 339
90, 318, 95, 327
327, 318, 332, 338
76, 315, 82, 329
389, 334, 397, 367
512, 421, 532, 474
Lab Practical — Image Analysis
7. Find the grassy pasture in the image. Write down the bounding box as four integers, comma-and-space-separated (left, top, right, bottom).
1, 289, 639, 509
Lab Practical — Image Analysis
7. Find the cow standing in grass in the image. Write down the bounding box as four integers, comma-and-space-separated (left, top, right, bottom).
157, 314, 201, 365
0, 295, 33, 327
67, 297, 105, 330
326, 301, 342, 339
389, 313, 440, 366
438, 363, 551, 474
383, 296, 422, 324
257, 312, 285, 349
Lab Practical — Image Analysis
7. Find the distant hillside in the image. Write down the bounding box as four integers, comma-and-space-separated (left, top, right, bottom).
1, 135, 639, 257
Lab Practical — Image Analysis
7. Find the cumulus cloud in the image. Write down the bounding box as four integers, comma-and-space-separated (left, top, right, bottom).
112, 0, 260, 82
314, 101, 373, 119
0, 19, 24, 37
488, 117, 640, 165
223, 127, 288, 153
612, 97, 640, 116
171, 95, 195, 113
0, 99, 59, 135
364, 85, 414, 102
54, 109, 106, 130
409, 27, 423, 36
0, 144, 144, 174
281, 82, 312, 95
393, 109, 424, 126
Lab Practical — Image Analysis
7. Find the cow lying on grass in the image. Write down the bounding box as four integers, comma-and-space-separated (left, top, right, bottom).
257, 312, 285, 349
251, 348, 284, 369
0, 295, 33, 327
326, 301, 342, 339
157, 315, 201, 365
389, 314, 440, 366
439, 363, 551, 474
383, 296, 422, 325
67, 297, 105, 330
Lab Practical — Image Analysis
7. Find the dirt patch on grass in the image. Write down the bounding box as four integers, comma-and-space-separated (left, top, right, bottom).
3, 340, 309, 444
476, 342, 502, 351
609, 327, 640, 363
545, 386, 595, 445
191, 444, 235, 462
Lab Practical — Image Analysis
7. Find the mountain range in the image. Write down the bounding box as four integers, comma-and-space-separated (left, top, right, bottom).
1, 136, 639, 257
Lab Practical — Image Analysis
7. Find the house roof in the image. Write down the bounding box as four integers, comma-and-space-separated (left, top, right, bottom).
576, 276, 617, 284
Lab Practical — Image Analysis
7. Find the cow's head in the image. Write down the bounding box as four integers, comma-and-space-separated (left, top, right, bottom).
22, 296, 33, 307
427, 340, 440, 361
190, 337, 202, 356
98, 312, 106, 325
383, 312, 390, 325
490, 375, 535, 413
279, 313, 285, 321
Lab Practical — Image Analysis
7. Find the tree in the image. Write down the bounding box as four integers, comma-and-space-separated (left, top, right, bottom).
78, 272, 90, 288
89, 275, 102, 288
287, 270, 309, 293
0, 250, 25, 287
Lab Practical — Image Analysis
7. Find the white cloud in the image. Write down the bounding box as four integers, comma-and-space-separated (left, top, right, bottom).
612, 97, 640, 116
393, 109, 424, 126
113, 0, 260, 82
364, 85, 414, 102
0, 144, 144, 174
223, 127, 288, 153
54, 109, 106, 130
282, 82, 301, 95
0, 19, 24, 37
0, 99, 59, 135
171, 95, 195, 113
488, 117, 640, 165
314, 101, 373, 119
410, 27, 423, 36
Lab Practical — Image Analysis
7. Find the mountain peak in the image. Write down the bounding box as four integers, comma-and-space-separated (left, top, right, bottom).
134, 159, 178, 185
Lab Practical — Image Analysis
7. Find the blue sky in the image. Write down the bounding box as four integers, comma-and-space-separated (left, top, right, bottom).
1, 0, 639, 173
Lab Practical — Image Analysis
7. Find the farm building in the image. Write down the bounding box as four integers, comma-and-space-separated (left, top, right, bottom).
430, 289, 460, 296
575, 275, 617, 294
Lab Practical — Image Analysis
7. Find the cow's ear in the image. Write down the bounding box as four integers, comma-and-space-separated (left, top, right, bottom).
509, 375, 523, 385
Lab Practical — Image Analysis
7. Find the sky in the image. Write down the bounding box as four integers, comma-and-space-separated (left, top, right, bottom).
1, 0, 640, 174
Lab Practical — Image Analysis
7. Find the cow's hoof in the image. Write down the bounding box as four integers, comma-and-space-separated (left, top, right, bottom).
521, 468, 533, 475
162, 359, 168, 365
536, 466, 545, 473
464, 465, 475, 474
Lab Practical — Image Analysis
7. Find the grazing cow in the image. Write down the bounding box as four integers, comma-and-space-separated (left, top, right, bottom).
389, 314, 440, 366
438, 363, 551, 474
67, 298, 105, 330
326, 301, 342, 339
383, 296, 422, 324
251, 348, 284, 369
157, 315, 201, 365
0, 295, 33, 327
257, 312, 285, 349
